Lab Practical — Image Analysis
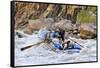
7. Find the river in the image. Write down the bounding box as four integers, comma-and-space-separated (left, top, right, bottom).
14, 31, 97, 66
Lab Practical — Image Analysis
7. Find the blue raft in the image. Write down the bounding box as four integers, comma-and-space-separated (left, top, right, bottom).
65, 43, 82, 50
64, 43, 82, 53
53, 42, 82, 53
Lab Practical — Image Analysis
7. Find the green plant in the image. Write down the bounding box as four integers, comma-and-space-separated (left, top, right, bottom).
77, 7, 96, 23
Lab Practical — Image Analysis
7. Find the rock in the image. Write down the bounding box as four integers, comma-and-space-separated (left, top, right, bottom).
15, 30, 28, 38
15, 12, 29, 29
79, 23, 97, 39
54, 19, 73, 31
24, 18, 54, 34
73, 29, 79, 35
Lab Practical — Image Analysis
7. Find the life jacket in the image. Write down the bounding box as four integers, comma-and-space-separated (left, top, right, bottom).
52, 38, 62, 49
53, 31, 60, 38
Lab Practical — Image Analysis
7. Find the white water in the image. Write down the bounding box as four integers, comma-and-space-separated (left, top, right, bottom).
15, 31, 97, 66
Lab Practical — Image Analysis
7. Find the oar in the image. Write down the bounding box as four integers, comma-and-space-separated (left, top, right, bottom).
68, 37, 84, 48
20, 41, 44, 51
45, 42, 56, 52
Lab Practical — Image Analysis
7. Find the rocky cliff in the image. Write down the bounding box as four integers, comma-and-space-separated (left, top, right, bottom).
14, 2, 97, 39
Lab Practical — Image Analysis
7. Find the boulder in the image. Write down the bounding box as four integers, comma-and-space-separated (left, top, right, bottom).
54, 19, 73, 31
79, 23, 97, 39
24, 18, 54, 34
15, 30, 28, 38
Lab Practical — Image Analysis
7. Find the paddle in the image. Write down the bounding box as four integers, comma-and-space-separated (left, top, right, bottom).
20, 39, 56, 52
20, 38, 54, 51
20, 41, 44, 51
68, 37, 84, 48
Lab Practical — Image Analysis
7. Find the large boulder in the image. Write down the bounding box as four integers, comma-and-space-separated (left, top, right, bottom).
54, 19, 73, 31
24, 18, 54, 34
79, 23, 97, 39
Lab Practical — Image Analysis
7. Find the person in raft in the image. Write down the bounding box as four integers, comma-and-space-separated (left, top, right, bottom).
51, 30, 81, 50
38, 27, 81, 50
62, 39, 82, 50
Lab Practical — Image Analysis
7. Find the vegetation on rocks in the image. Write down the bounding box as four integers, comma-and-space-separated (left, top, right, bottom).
77, 6, 97, 23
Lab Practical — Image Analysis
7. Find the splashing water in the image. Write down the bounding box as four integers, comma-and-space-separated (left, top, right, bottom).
15, 31, 97, 66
